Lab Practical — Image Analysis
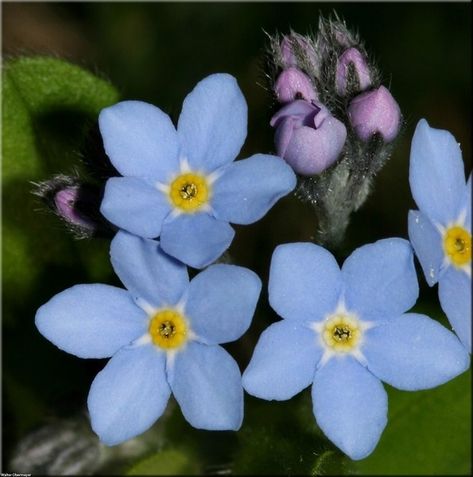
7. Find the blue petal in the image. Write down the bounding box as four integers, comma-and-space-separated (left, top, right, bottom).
110, 231, 189, 309
168, 342, 243, 430
184, 264, 261, 344
212, 154, 296, 225
177, 74, 247, 172
409, 119, 465, 225
458, 173, 471, 229
160, 213, 235, 269
242, 321, 322, 400
408, 210, 443, 286
269, 243, 342, 322
35, 284, 147, 359
101, 177, 171, 238
312, 357, 387, 460
363, 313, 470, 390
99, 100, 179, 182
88, 344, 170, 445
342, 238, 419, 319
439, 268, 472, 353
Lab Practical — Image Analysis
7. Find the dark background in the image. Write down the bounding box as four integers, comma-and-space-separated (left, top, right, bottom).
2, 1, 471, 474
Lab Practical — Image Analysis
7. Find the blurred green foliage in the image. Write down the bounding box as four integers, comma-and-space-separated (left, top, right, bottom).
127, 449, 200, 475
2, 2, 471, 475
358, 370, 471, 475
2, 57, 119, 316
2, 56, 120, 454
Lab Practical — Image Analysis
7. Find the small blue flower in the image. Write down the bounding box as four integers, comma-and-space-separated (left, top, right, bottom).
36, 231, 261, 445
408, 119, 472, 352
242, 239, 469, 460
99, 73, 296, 269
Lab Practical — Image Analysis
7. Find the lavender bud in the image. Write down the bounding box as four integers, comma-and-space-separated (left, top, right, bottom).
280, 33, 317, 70
347, 85, 401, 142
274, 67, 317, 104
270, 100, 347, 175
32, 174, 110, 239
280, 35, 298, 68
336, 47, 372, 96
54, 186, 97, 230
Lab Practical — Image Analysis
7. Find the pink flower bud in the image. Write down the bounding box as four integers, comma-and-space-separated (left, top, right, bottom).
336, 48, 372, 96
280, 34, 317, 69
348, 86, 401, 142
274, 67, 317, 104
54, 186, 96, 230
270, 100, 347, 176
281, 36, 298, 68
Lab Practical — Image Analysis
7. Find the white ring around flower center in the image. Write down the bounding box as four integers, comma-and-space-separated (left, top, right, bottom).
310, 303, 374, 367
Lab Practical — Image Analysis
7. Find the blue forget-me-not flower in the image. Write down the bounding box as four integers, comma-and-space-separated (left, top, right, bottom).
99, 73, 296, 269
242, 239, 469, 460
408, 119, 472, 352
36, 231, 261, 445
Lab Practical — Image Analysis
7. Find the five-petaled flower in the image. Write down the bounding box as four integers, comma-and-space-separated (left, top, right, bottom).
408, 119, 472, 353
99, 73, 296, 269
36, 231, 261, 445
242, 239, 469, 460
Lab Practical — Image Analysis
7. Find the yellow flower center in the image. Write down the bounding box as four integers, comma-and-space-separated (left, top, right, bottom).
169, 173, 210, 212
322, 314, 361, 352
148, 309, 188, 349
443, 226, 471, 267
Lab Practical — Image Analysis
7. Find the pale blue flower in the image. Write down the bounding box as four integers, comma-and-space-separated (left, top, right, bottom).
36, 231, 261, 445
242, 239, 469, 460
408, 119, 472, 352
99, 73, 296, 269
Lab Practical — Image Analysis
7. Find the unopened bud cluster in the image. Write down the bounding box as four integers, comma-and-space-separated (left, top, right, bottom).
266, 16, 403, 245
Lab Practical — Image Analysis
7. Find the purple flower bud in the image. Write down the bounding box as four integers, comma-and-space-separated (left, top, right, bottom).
347, 85, 401, 142
280, 34, 318, 70
336, 48, 372, 96
54, 186, 97, 230
281, 36, 298, 68
270, 100, 347, 175
274, 67, 317, 104
33, 176, 115, 239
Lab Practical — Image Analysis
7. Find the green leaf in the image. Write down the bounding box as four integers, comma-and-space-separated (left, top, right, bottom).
355, 369, 471, 475
127, 449, 200, 475
2, 56, 119, 321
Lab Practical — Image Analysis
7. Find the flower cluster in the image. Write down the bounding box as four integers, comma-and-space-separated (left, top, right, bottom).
240, 118, 471, 460
35, 74, 294, 445
33, 51, 471, 466
269, 21, 401, 175
266, 17, 402, 245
